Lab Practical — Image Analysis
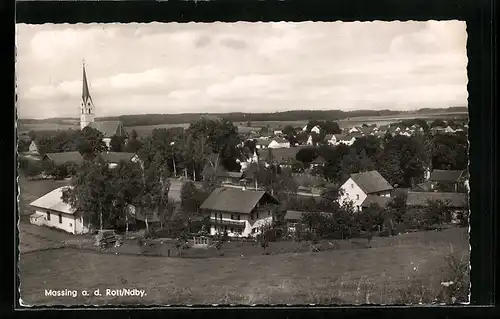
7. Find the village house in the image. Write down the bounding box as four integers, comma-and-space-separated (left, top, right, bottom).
337, 134, 357, 146
95, 151, 140, 169
283, 210, 304, 233
268, 138, 290, 149
29, 187, 90, 235
406, 191, 468, 223
339, 170, 393, 211
310, 155, 327, 168
273, 130, 283, 136
215, 170, 246, 186
43, 151, 85, 167
429, 169, 465, 192
258, 146, 308, 168
360, 195, 392, 212
200, 187, 280, 237
444, 126, 456, 134
431, 126, 446, 135
310, 125, 321, 134
306, 135, 314, 145
28, 140, 39, 155
349, 126, 361, 134
255, 139, 271, 149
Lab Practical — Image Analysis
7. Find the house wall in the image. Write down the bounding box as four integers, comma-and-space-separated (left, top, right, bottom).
268, 141, 290, 149
208, 210, 273, 237
102, 138, 111, 149
32, 209, 89, 234
339, 178, 367, 211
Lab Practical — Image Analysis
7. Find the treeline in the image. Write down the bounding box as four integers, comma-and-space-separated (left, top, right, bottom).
18, 107, 468, 127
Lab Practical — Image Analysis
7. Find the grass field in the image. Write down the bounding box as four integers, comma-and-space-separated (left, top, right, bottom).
17, 174, 470, 305
19, 227, 469, 305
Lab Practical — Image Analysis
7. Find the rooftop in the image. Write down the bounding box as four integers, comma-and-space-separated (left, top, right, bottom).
406, 191, 467, 207
200, 187, 278, 214
429, 169, 464, 182
30, 187, 75, 215
43, 151, 84, 166
349, 170, 393, 194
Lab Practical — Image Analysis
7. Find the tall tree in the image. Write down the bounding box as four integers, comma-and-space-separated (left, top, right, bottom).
76, 127, 107, 158
110, 135, 126, 152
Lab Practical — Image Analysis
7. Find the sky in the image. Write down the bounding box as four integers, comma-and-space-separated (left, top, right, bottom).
16, 21, 468, 119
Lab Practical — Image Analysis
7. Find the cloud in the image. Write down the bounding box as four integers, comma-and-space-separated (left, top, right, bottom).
16, 21, 468, 119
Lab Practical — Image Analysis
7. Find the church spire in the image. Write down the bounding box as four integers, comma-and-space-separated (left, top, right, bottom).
82, 60, 92, 104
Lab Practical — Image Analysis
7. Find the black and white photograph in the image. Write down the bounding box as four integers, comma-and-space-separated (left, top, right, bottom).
16, 21, 470, 306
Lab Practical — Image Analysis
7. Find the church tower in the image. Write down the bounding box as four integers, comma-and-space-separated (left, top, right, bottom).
80, 61, 95, 130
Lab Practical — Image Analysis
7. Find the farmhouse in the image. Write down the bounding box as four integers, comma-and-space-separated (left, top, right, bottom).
339, 170, 393, 211
43, 151, 84, 167
429, 169, 464, 192
310, 125, 321, 134
406, 191, 468, 223
29, 187, 90, 235
200, 187, 280, 237
310, 155, 327, 168
360, 194, 392, 212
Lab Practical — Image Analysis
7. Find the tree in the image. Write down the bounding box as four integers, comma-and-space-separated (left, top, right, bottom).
431, 119, 447, 128
424, 199, 450, 230
110, 135, 126, 152
296, 147, 317, 165
76, 127, 107, 158
21, 159, 43, 180
125, 129, 143, 153
321, 121, 342, 134
180, 180, 208, 220
62, 159, 117, 231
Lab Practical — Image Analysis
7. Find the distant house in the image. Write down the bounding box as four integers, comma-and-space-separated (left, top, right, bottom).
215, 171, 245, 185
268, 138, 290, 149
324, 134, 336, 145
302, 125, 308, 132
28, 141, 39, 155
255, 139, 271, 149
349, 126, 361, 134
200, 188, 280, 237
337, 135, 357, 146
360, 194, 392, 212
406, 191, 468, 223
429, 169, 464, 192
43, 151, 84, 167
444, 126, 456, 134
310, 155, 327, 168
339, 170, 393, 211
306, 135, 314, 145
89, 121, 128, 149
29, 187, 90, 235
258, 145, 308, 167
284, 210, 304, 233
273, 130, 283, 135
431, 126, 446, 135
96, 151, 140, 169
310, 125, 321, 134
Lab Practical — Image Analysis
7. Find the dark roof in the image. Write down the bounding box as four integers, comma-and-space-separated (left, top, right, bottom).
284, 210, 304, 221
361, 195, 392, 208
429, 170, 463, 182
406, 192, 467, 208
324, 134, 334, 140
350, 170, 393, 194
256, 139, 271, 146
414, 181, 433, 192
310, 155, 327, 164
89, 121, 127, 138
200, 187, 278, 214
293, 173, 326, 187
43, 151, 84, 166
97, 152, 137, 163
216, 171, 244, 179
259, 145, 310, 162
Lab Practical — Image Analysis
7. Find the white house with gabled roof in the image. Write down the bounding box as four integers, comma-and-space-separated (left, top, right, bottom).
339, 170, 393, 211
29, 187, 91, 235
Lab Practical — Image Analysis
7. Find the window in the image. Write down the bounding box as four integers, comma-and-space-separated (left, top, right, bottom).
58, 213, 62, 224
236, 215, 240, 220
46, 212, 50, 221
256, 213, 259, 219
351, 183, 354, 188
230, 228, 234, 233
357, 206, 360, 211
69, 223, 72, 227
268, 210, 271, 216
356, 194, 360, 200
230, 214, 234, 220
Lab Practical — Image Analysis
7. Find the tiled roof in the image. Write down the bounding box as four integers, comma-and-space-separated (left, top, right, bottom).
429, 170, 463, 182
284, 210, 304, 221
361, 195, 392, 208
44, 151, 84, 166
350, 170, 393, 194
259, 145, 310, 162
200, 187, 278, 214
89, 121, 127, 138
30, 187, 75, 215
97, 152, 137, 163
406, 191, 467, 208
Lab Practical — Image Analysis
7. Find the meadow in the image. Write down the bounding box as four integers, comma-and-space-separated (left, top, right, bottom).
19, 227, 468, 305
17, 175, 469, 306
